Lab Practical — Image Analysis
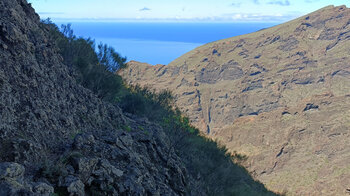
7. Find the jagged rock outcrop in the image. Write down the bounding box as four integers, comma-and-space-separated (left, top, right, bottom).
0, 0, 202, 195
120, 5, 350, 195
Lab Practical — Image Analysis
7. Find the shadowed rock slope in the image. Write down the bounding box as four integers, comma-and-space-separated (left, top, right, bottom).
120, 5, 350, 195
0, 0, 276, 195
0, 0, 194, 195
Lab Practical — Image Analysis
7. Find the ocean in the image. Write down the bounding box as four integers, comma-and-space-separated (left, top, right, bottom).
57, 22, 278, 65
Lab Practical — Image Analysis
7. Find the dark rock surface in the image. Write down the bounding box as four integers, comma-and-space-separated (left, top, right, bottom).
0, 0, 203, 195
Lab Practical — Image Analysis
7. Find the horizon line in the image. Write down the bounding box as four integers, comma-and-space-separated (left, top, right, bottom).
40, 15, 302, 24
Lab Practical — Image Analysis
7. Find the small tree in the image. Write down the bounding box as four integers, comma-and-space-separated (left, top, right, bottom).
97, 44, 127, 72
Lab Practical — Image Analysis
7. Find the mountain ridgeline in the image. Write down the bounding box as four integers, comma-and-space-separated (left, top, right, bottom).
0, 0, 277, 195
120, 5, 350, 196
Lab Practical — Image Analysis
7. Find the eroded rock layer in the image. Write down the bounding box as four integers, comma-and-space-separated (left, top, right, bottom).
120, 5, 350, 195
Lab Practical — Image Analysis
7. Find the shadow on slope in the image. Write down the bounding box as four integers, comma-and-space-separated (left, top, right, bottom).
0, 0, 279, 194
41, 18, 279, 195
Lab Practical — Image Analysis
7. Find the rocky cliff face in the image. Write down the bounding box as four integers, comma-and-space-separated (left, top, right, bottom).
0, 0, 200, 195
120, 5, 350, 195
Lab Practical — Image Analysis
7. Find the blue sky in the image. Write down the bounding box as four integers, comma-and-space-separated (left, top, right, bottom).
29, 0, 350, 22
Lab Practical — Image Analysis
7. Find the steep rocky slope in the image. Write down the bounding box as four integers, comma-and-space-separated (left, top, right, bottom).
0, 0, 277, 195
0, 0, 196, 195
120, 5, 350, 195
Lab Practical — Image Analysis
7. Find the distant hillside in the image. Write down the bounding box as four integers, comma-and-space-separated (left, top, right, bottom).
120, 5, 350, 195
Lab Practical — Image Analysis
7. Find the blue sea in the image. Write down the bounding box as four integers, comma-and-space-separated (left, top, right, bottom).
57, 22, 277, 65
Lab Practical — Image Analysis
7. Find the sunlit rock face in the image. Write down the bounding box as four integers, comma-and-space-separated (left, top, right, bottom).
120, 5, 350, 195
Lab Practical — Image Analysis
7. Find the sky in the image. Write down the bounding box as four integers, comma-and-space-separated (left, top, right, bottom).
29, 0, 350, 22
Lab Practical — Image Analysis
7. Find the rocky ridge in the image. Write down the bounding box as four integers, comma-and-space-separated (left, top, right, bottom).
0, 0, 201, 195
120, 5, 350, 195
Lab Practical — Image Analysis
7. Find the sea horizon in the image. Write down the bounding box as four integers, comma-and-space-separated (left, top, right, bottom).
55, 22, 278, 65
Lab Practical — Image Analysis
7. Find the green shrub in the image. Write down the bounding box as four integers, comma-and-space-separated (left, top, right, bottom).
41, 19, 126, 102
122, 125, 132, 132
